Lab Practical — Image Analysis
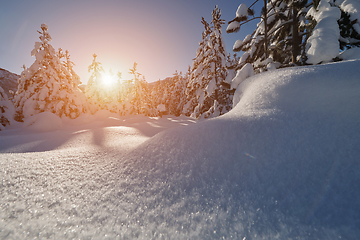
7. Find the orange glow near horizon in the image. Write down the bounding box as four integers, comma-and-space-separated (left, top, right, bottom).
61, 6, 175, 85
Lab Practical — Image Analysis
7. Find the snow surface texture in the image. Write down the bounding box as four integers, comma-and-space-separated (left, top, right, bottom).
23, 112, 63, 132
1, 60, 360, 239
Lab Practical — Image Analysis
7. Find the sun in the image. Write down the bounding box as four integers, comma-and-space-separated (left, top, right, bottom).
102, 73, 117, 86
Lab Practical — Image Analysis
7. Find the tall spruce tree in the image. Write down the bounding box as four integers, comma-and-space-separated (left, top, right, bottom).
14, 24, 87, 121
201, 6, 233, 118
183, 17, 211, 117
227, 0, 309, 74
184, 6, 231, 118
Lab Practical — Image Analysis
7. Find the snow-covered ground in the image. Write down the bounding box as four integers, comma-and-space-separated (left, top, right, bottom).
1, 60, 360, 239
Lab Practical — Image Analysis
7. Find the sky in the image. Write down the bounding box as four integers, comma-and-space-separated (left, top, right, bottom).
0, 0, 259, 83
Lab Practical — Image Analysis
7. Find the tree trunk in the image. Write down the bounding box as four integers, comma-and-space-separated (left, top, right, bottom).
292, 6, 299, 64
264, 0, 268, 59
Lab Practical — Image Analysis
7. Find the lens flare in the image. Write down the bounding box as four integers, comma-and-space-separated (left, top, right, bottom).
244, 152, 256, 159
102, 74, 116, 86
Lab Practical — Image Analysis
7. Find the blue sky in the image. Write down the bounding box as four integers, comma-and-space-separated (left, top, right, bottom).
0, 0, 260, 83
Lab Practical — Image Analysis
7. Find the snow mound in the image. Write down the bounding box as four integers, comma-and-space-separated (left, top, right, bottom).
1, 61, 359, 239
23, 112, 63, 132
67, 110, 120, 125
338, 47, 360, 60
116, 60, 360, 239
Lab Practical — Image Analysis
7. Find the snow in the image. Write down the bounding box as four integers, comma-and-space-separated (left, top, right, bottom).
238, 51, 250, 65
232, 39, 243, 51
1, 60, 360, 239
23, 112, 63, 132
338, 47, 360, 60
41, 23, 49, 31
156, 104, 166, 112
338, 0, 360, 34
236, 3, 248, 18
205, 78, 216, 95
226, 21, 240, 33
306, 0, 341, 64
230, 62, 254, 90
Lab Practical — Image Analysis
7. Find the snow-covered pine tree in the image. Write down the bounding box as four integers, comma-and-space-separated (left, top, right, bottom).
103, 69, 124, 113
0, 86, 15, 130
128, 62, 154, 115
182, 17, 212, 117
200, 6, 233, 118
306, 0, 360, 64
139, 76, 157, 116
166, 71, 187, 116
160, 78, 171, 114
265, 0, 310, 65
86, 62, 124, 114
115, 71, 125, 103
57, 48, 83, 91
128, 62, 141, 114
226, 0, 309, 90
149, 80, 163, 113
337, 0, 360, 50
183, 6, 232, 119
305, 0, 342, 63
148, 78, 170, 116
64, 50, 81, 86
85, 53, 105, 112
14, 24, 87, 121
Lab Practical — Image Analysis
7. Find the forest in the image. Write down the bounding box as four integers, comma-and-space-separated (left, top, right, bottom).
1, 0, 360, 129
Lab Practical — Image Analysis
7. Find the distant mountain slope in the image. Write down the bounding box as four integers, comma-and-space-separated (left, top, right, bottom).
0, 68, 19, 98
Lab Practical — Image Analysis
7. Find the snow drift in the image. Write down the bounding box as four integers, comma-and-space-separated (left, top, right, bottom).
1, 60, 360, 239
116, 60, 360, 239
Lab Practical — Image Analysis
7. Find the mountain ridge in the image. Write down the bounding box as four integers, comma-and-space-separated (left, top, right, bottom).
0, 68, 19, 98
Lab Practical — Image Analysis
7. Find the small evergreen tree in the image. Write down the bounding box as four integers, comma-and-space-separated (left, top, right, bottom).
85, 53, 105, 112
139, 77, 157, 116
128, 62, 154, 115
128, 62, 141, 114
150, 80, 164, 111
166, 71, 187, 116
14, 24, 87, 121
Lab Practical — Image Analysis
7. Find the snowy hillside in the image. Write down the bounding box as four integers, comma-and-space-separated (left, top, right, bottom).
0, 68, 19, 98
1, 60, 360, 239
